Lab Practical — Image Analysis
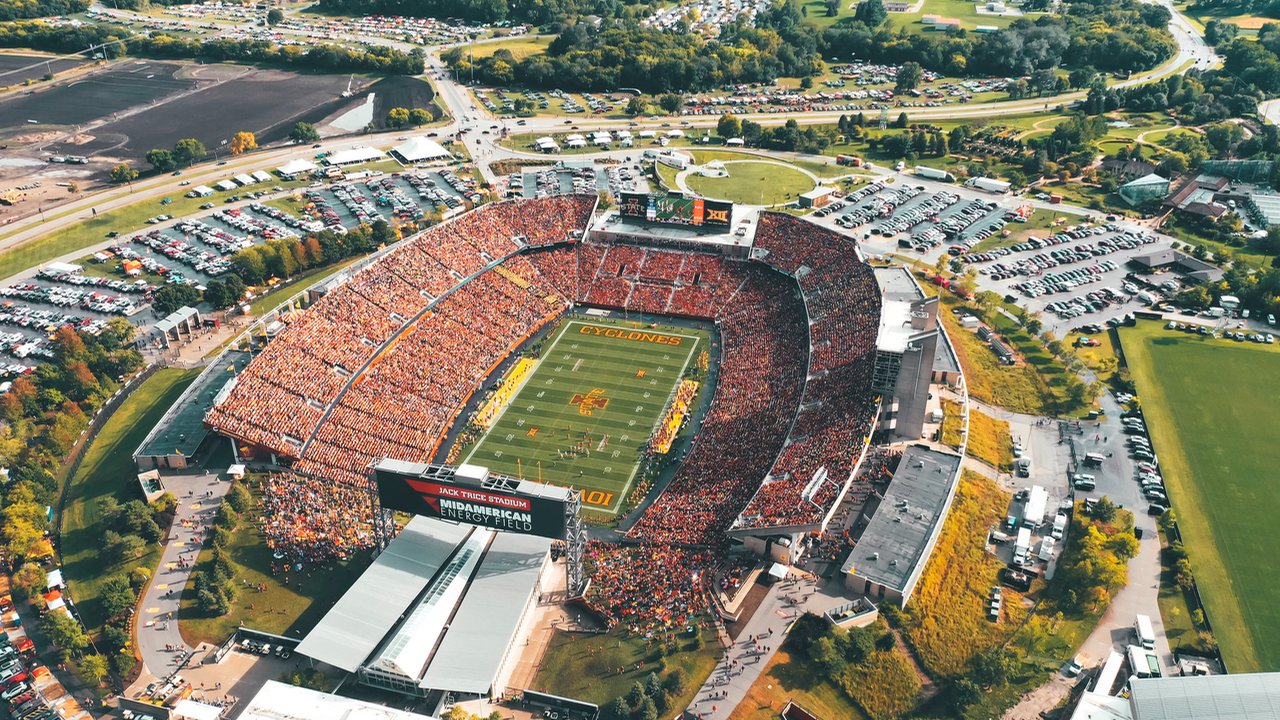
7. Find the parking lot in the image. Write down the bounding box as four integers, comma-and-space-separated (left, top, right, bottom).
812, 176, 1203, 337
502, 161, 647, 199
0, 168, 476, 370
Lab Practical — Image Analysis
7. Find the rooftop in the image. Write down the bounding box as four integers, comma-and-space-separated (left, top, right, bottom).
137, 348, 254, 460
841, 444, 962, 596
239, 681, 441, 720
1130, 672, 1280, 720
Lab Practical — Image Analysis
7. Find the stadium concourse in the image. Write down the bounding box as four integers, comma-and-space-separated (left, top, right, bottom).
203, 195, 887, 638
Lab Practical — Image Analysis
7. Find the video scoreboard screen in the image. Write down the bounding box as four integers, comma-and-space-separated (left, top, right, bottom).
619, 192, 733, 229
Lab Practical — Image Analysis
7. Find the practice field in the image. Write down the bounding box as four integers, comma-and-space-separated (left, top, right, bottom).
462, 317, 707, 515
1119, 322, 1280, 671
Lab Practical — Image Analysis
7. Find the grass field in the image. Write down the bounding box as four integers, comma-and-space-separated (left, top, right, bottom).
683, 161, 815, 206
462, 316, 707, 514
1119, 321, 1280, 671
61, 368, 199, 633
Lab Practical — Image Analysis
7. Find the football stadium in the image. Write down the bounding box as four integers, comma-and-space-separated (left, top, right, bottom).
187, 191, 960, 702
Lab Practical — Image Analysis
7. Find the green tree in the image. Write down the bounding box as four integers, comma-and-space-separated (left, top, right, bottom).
895, 111, 909, 128
266, 8, 284, 25
173, 138, 207, 166
101, 575, 136, 619
111, 652, 136, 678
625, 96, 648, 115
659, 93, 683, 114
289, 122, 320, 144
408, 107, 431, 125
896, 61, 924, 92
44, 611, 88, 656
11, 562, 45, 599
950, 678, 982, 713
104, 530, 145, 564
79, 654, 109, 685
716, 113, 741, 139
145, 148, 176, 173
109, 163, 138, 184
1091, 496, 1118, 523
153, 284, 202, 315
854, 0, 887, 26
226, 482, 253, 513
825, 0, 840, 15
386, 106, 411, 128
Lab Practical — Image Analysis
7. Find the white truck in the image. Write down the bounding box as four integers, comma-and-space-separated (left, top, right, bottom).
914, 165, 955, 182
1135, 614, 1156, 650
1051, 511, 1068, 540
1014, 526, 1032, 565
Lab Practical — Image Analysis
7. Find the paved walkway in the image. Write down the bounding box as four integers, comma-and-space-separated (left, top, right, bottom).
687, 573, 845, 719
130, 471, 231, 693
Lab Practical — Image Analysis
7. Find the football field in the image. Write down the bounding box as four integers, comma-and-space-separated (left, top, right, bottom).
462, 316, 708, 515
1120, 321, 1280, 671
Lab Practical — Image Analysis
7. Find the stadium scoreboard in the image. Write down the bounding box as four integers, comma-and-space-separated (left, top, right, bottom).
619, 191, 733, 229
373, 460, 569, 540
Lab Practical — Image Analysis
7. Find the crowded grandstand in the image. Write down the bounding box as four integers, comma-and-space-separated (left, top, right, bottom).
204, 195, 885, 630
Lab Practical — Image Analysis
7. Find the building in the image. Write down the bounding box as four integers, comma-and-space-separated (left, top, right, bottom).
240, 681, 441, 720
1069, 670, 1280, 720
1164, 174, 1231, 218
1245, 191, 1280, 227
798, 186, 837, 208
1118, 173, 1171, 206
390, 137, 452, 165
882, 0, 912, 10
841, 444, 963, 604
296, 516, 551, 700
873, 267, 942, 442
1100, 159, 1159, 180
1127, 248, 1223, 284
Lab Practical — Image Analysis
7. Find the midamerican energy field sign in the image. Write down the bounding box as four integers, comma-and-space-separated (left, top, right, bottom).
374, 466, 568, 539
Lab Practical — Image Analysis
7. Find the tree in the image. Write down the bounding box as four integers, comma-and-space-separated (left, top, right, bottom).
386, 106, 411, 128
172, 138, 207, 166
79, 654, 109, 685
101, 575, 136, 619
289, 122, 320, 144
408, 107, 431, 126
153, 284, 202, 315
608, 697, 630, 718
896, 61, 924, 92
111, 652, 136, 678
229, 131, 257, 155
854, 0, 887, 26
145, 149, 177, 173
825, 0, 840, 15
717, 113, 741, 139
104, 530, 145, 564
266, 8, 284, 25
659, 93, 684, 114
227, 482, 253, 513
950, 678, 982, 713
44, 611, 88, 656
11, 563, 44, 599
1091, 496, 1118, 523
109, 163, 138, 184
895, 111, 909, 129
625, 96, 648, 116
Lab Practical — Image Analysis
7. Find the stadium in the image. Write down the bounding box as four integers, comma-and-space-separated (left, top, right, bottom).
189, 191, 960, 702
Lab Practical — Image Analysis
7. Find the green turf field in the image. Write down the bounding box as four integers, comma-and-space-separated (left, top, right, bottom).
1119, 321, 1280, 671
462, 316, 708, 515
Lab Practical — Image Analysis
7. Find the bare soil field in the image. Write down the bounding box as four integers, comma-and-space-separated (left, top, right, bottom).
0, 52, 89, 86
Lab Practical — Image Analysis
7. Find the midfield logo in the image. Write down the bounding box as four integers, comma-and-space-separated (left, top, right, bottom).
570, 388, 610, 416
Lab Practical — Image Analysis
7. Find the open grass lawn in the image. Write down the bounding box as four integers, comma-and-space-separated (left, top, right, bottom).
966, 409, 1014, 471
730, 648, 869, 720
1146, 126, 1201, 147
178, 485, 373, 646
532, 623, 720, 717
683, 161, 815, 206
936, 295, 1060, 415
940, 398, 965, 449
1038, 181, 1135, 216
469, 35, 552, 60
970, 208, 1083, 252
890, 0, 1031, 33
988, 306, 1084, 415
1119, 321, 1280, 671
61, 368, 199, 633
1065, 330, 1120, 384
462, 316, 707, 515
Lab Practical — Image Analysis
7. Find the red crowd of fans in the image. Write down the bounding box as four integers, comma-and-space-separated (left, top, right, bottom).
583, 542, 715, 635
259, 473, 375, 568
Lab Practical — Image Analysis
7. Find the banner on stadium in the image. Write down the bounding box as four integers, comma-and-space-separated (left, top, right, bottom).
619, 192, 733, 229
374, 465, 569, 540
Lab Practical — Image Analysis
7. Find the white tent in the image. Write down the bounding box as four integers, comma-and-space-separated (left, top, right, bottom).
565, 137, 586, 148
234, 173, 257, 186
324, 146, 385, 166
251, 170, 273, 183
277, 159, 319, 177
665, 129, 685, 138
726, 137, 745, 146
216, 180, 238, 192
638, 130, 657, 138
391, 136, 451, 164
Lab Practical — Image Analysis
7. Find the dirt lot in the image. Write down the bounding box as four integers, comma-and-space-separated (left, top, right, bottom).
0, 60, 191, 142
0, 52, 89, 87
55, 68, 374, 161
368, 75, 440, 125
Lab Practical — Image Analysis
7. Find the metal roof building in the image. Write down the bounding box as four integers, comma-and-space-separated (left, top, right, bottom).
296, 515, 551, 700
239, 681, 441, 720
1129, 673, 1280, 720
841, 444, 963, 604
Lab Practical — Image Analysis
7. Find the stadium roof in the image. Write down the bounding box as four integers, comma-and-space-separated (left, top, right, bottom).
391, 136, 451, 164
295, 516, 475, 672
239, 681, 441, 720
842, 445, 962, 598
1130, 673, 1280, 720
419, 532, 550, 695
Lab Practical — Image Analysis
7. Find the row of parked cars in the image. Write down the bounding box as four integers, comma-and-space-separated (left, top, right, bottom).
1118, 406, 1171, 515
0, 624, 50, 720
